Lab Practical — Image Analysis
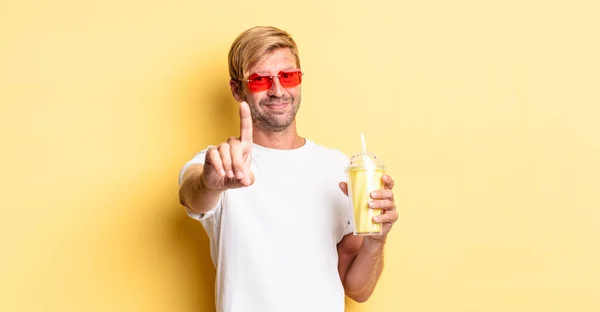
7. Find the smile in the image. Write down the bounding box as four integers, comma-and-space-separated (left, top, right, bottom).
263, 103, 289, 109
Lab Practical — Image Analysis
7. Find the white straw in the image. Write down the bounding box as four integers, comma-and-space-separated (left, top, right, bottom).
360, 133, 367, 153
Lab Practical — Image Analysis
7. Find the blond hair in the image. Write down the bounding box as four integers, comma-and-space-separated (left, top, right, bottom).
228, 26, 301, 85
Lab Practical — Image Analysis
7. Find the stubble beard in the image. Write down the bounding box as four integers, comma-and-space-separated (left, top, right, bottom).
247, 94, 301, 133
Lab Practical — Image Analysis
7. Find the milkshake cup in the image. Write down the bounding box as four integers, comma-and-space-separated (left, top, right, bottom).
345, 135, 386, 235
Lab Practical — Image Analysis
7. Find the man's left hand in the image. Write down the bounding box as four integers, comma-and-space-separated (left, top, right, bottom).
339, 174, 398, 239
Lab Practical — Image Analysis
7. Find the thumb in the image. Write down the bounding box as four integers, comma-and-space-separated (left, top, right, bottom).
241, 171, 255, 187
339, 182, 348, 196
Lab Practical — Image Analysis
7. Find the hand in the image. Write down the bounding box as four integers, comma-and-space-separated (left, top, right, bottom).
203, 101, 255, 190
339, 174, 398, 238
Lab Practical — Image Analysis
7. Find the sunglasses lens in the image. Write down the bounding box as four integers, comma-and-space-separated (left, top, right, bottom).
246, 71, 302, 93
248, 74, 272, 92
279, 71, 302, 88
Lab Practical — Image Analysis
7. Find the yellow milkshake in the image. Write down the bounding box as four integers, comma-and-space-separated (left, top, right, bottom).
346, 152, 385, 235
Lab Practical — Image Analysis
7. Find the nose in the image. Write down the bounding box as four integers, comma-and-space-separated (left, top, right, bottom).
267, 76, 284, 97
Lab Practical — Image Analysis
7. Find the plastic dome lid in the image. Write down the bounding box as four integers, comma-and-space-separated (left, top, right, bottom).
347, 152, 385, 170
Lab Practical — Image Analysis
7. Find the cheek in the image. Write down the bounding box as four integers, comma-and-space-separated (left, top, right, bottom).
245, 92, 267, 105
289, 87, 301, 100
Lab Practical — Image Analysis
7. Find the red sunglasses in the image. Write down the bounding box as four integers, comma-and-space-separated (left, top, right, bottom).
245, 70, 303, 93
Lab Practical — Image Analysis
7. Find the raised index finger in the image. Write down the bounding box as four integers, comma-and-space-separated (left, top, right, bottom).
239, 101, 253, 147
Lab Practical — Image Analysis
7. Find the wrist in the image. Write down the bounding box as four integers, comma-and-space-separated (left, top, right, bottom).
362, 236, 386, 252
199, 172, 225, 195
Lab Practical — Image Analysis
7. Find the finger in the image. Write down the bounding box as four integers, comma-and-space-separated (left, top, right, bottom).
338, 182, 348, 196
206, 147, 225, 177
370, 189, 394, 200
239, 101, 253, 149
373, 211, 399, 223
382, 174, 395, 190
228, 138, 245, 180
368, 199, 395, 210
218, 143, 234, 178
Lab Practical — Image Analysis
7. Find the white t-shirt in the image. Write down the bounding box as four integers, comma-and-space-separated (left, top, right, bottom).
179, 139, 353, 312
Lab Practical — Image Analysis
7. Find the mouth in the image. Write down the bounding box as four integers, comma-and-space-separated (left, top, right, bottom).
263, 102, 289, 110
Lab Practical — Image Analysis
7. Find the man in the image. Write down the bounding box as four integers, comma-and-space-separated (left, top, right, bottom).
178, 26, 398, 312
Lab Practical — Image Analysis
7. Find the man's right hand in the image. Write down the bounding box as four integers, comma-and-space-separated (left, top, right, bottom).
202, 101, 255, 190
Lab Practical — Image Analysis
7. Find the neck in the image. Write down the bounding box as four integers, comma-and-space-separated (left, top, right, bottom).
252, 121, 305, 150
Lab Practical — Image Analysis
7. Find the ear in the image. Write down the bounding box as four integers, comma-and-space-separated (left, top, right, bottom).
230, 79, 244, 102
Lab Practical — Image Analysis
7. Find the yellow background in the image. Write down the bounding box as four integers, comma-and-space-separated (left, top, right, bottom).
1, 0, 599, 311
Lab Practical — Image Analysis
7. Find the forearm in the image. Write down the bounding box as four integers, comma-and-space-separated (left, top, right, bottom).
343, 237, 386, 302
179, 165, 223, 214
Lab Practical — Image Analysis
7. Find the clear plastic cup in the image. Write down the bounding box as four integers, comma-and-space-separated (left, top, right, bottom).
345, 152, 385, 235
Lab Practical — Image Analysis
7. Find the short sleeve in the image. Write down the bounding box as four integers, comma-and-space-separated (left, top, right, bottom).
179, 148, 210, 185
334, 149, 354, 239
343, 211, 353, 236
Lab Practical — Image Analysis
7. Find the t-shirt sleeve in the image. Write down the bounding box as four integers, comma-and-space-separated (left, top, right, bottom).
343, 209, 354, 236
179, 147, 222, 221
335, 150, 354, 238
342, 177, 354, 237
